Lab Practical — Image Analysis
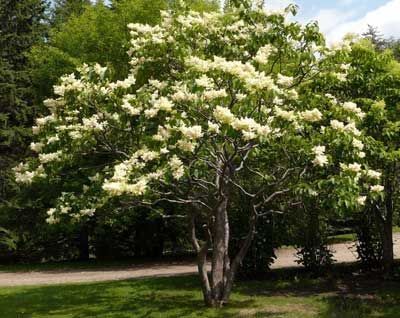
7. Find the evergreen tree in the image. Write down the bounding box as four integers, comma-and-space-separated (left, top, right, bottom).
362, 25, 386, 51
0, 0, 48, 258
51, 0, 91, 26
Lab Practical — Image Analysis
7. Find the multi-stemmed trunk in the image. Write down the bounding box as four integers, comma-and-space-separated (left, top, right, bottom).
190, 195, 258, 307
188, 161, 257, 306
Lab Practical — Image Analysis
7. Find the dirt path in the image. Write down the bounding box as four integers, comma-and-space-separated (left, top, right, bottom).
1, 233, 400, 287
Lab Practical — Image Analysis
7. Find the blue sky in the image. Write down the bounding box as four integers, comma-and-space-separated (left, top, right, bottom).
267, 0, 400, 42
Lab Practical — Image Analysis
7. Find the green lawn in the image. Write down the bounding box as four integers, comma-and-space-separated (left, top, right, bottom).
327, 226, 400, 245
2, 269, 400, 318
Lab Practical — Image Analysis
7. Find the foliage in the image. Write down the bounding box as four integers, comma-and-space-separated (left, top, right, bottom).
293, 205, 334, 272
355, 209, 383, 270
0, 227, 16, 252
29, 0, 218, 102
51, 0, 91, 27
0, 0, 48, 261
320, 37, 400, 272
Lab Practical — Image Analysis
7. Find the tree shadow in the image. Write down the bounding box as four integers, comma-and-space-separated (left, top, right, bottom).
0, 276, 259, 318
2, 271, 400, 318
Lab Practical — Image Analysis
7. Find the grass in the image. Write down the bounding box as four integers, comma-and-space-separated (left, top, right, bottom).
2, 266, 400, 318
0, 256, 196, 273
327, 233, 357, 244
327, 226, 400, 245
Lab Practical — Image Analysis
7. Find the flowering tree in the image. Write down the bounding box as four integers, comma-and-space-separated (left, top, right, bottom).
320, 37, 400, 273
15, 1, 377, 306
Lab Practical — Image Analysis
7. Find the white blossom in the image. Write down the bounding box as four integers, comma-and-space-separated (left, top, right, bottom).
352, 138, 364, 150
169, 155, 184, 180
213, 106, 235, 125
253, 44, 274, 64
39, 151, 62, 164
300, 109, 323, 122
370, 185, 384, 193
180, 125, 203, 140
357, 196, 367, 205
366, 169, 381, 180
30, 142, 44, 153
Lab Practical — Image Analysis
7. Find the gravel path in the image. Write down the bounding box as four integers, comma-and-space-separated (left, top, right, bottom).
1, 233, 399, 287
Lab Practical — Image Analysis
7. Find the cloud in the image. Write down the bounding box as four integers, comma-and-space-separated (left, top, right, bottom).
265, 0, 295, 11
316, 0, 400, 42
312, 8, 358, 35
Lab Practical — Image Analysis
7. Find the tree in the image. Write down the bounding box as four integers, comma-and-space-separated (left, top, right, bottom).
362, 25, 386, 51
30, 0, 220, 102
16, 2, 372, 307
51, 0, 91, 27
0, 0, 48, 260
321, 38, 400, 274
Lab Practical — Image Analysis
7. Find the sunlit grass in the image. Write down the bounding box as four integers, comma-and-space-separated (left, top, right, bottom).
1, 269, 400, 318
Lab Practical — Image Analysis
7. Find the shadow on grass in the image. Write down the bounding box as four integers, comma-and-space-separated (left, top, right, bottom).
0, 276, 258, 318
2, 268, 400, 318
318, 291, 400, 318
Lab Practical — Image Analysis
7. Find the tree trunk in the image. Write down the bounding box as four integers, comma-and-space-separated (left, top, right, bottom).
382, 221, 393, 274
190, 159, 259, 307
190, 199, 258, 307
78, 225, 89, 261
379, 172, 394, 275
210, 195, 230, 305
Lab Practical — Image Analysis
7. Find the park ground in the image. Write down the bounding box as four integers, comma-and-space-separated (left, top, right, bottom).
1, 232, 400, 317
2, 266, 400, 318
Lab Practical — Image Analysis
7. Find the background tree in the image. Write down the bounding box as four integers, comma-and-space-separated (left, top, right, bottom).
0, 0, 48, 260
51, 0, 91, 27
362, 25, 386, 51
322, 38, 400, 274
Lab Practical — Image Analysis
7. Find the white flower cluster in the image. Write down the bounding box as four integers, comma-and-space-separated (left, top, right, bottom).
33, 114, 56, 134
169, 155, 184, 180
145, 96, 174, 118
39, 151, 62, 164
352, 138, 365, 158
109, 75, 136, 90
366, 169, 381, 180
30, 142, 44, 153
312, 146, 328, 167
370, 184, 384, 193
82, 114, 106, 131
101, 147, 166, 197
275, 107, 296, 122
213, 106, 272, 140
253, 44, 274, 64
276, 74, 293, 87
342, 102, 365, 119
213, 106, 235, 125
121, 94, 141, 116
180, 125, 203, 140
330, 120, 361, 136
340, 162, 362, 173
186, 56, 279, 93
203, 89, 228, 101
13, 163, 46, 184
54, 73, 84, 96
195, 75, 214, 89
357, 196, 367, 206
299, 109, 323, 122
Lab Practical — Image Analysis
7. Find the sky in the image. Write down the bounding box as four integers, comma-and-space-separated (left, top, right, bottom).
267, 0, 400, 42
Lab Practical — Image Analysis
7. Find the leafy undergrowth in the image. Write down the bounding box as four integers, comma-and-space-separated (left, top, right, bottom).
1, 265, 400, 317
